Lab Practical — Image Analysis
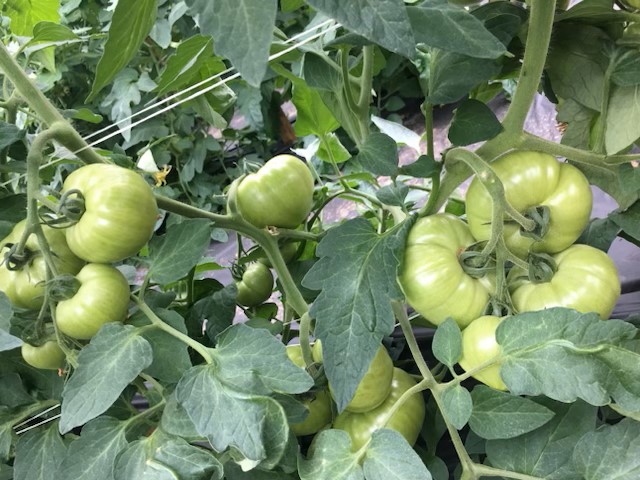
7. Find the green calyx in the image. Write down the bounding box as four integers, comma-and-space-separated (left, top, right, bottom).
459, 242, 495, 278
2, 243, 35, 271
520, 205, 551, 241
57, 188, 86, 223
527, 252, 557, 284
47, 273, 82, 302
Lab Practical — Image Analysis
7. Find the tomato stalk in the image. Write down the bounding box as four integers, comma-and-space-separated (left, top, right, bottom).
0, 91, 20, 184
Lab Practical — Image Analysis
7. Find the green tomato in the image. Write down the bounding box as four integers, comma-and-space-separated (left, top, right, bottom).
398, 213, 494, 329
458, 315, 507, 391
56, 263, 130, 339
236, 154, 314, 228
21, 340, 66, 370
508, 244, 620, 319
333, 368, 425, 451
286, 345, 333, 436
622, 0, 640, 9
0, 220, 84, 309
311, 341, 394, 412
62, 164, 158, 263
257, 241, 300, 267
465, 151, 592, 258
235, 262, 274, 307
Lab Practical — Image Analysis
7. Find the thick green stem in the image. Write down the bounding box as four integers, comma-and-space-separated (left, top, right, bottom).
298, 312, 314, 368
501, 0, 557, 134
356, 45, 374, 112
340, 48, 359, 114
474, 464, 544, 480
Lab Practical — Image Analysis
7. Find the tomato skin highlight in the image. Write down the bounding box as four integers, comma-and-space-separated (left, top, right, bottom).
56, 263, 130, 339
465, 151, 592, 258
21, 340, 66, 370
508, 244, 621, 320
398, 213, 494, 329
332, 368, 426, 452
458, 315, 507, 391
286, 345, 333, 436
236, 154, 314, 229
0, 220, 84, 310
62, 164, 158, 263
235, 262, 274, 307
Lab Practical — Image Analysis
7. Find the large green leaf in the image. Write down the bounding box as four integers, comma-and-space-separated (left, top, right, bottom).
574, 418, 640, 480
497, 309, 640, 411
305, 0, 415, 59
13, 423, 66, 480
486, 399, 597, 480
57, 417, 128, 480
469, 386, 555, 440
155, 35, 215, 95
88, 0, 158, 100
185, 0, 277, 86
605, 84, 640, 154
60, 324, 153, 433
431, 318, 462, 368
302, 218, 412, 411
408, 0, 505, 59
441, 385, 472, 430
4, 0, 59, 36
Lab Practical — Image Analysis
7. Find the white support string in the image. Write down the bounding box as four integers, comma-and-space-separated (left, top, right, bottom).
12, 403, 61, 430
14, 413, 61, 435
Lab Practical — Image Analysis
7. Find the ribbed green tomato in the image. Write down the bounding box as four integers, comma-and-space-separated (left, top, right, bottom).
508, 244, 620, 319
622, 0, 640, 9
236, 154, 314, 228
235, 262, 273, 307
0, 220, 84, 309
465, 151, 592, 258
458, 315, 507, 391
311, 341, 394, 413
286, 345, 333, 436
62, 164, 158, 263
56, 263, 130, 339
333, 368, 425, 451
21, 340, 66, 370
398, 213, 494, 328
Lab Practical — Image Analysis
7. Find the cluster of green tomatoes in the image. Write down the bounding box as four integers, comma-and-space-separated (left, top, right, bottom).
0, 164, 158, 370
399, 150, 621, 390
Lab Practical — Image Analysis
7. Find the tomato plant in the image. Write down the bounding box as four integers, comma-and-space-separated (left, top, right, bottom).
235, 262, 274, 307
0, 220, 84, 309
56, 264, 130, 339
508, 244, 621, 320
1, 1, 640, 479
21, 340, 66, 370
332, 368, 426, 452
236, 154, 315, 229
465, 150, 592, 258
61, 164, 158, 263
398, 213, 494, 328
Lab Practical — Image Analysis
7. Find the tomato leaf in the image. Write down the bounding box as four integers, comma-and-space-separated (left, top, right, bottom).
160, 392, 200, 440
574, 418, 640, 480
56, 417, 128, 480
4, 0, 60, 36
0, 122, 25, 151
611, 49, 640, 87
363, 429, 433, 479
432, 318, 462, 368
87, 0, 158, 101
611, 200, 640, 244
226, 463, 297, 479
298, 429, 364, 479
0, 409, 13, 462
302, 218, 412, 411
605, 84, 640, 154
469, 386, 555, 440
13, 422, 66, 480
440, 385, 472, 431
148, 218, 212, 285
376, 182, 408, 207
184, 0, 276, 87
497, 308, 640, 411
188, 284, 237, 344
0, 295, 21, 353
353, 132, 399, 177
448, 99, 503, 146
305, 0, 415, 59
408, 1, 505, 59
399, 155, 439, 179
175, 324, 312, 465
154, 35, 214, 95
486, 398, 597, 480
0, 374, 32, 408
576, 217, 621, 252
115, 433, 223, 480
59, 324, 153, 433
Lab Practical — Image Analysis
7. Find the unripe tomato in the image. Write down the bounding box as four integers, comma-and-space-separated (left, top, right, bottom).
0, 220, 84, 309
21, 340, 66, 370
286, 345, 333, 436
465, 151, 592, 258
311, 341, 394, 412
56, 263, 130, 339
235, 262, 274, 307
62, 164, 158, 263
621, 0, 640, 9
458, 315, 507, 391
236, 154, 314, 228
508, 244, 620, 319
398, 213, 494, 328
333, 368, 425, 451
